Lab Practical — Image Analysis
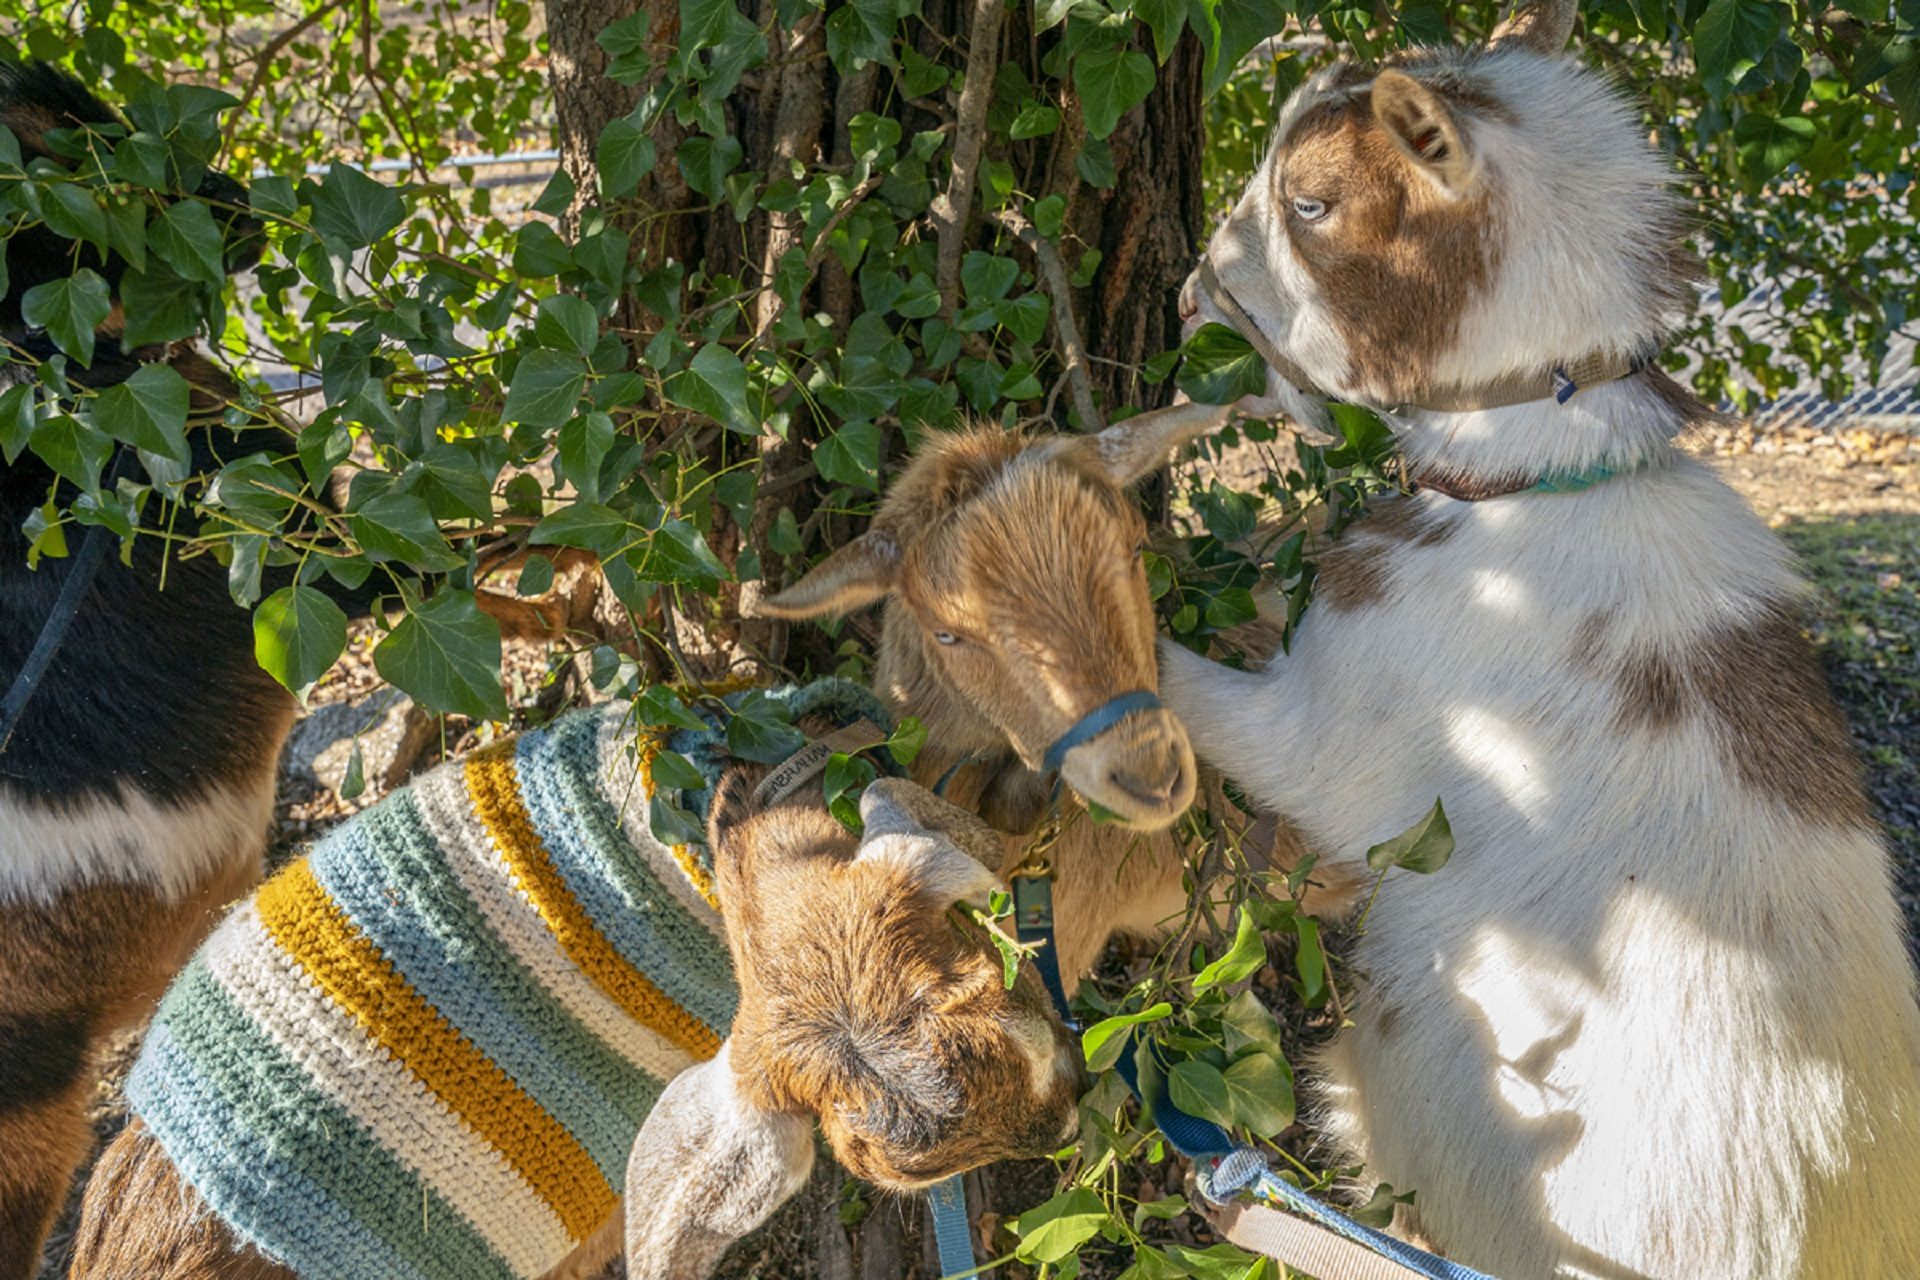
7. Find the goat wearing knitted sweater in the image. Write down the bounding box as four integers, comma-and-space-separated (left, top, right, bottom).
68, 692, 1080, 1280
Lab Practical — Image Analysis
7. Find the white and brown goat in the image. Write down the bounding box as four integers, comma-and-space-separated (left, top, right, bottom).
1148, 3, 1920, 1276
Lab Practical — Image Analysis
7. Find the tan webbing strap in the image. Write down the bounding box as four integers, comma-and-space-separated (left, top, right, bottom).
1208, 1199, 1430, 1280
752, 718, 883, 808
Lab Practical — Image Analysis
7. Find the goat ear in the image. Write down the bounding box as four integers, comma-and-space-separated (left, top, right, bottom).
855, 786, 999, 906
859, 778, 1005, 871
1372, 70, 1477, 195
1490, 0, 1577, 55
751, 529, 900, 619
1069, 401, 1240, 486
625, 1043, 815, 1280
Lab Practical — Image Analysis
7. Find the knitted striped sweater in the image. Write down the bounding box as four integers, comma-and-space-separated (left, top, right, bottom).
126, 680, 891, 1280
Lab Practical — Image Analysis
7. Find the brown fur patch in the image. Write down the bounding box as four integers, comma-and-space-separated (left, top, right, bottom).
1692, 603, 1872, 829
1596, 602, 1872, 829
69, 1120, 296, 1280
1314, 498, 1453, 615
0, 858, 259, 1275
1614, 647, 1686, 732
1277, 91, 1497, 403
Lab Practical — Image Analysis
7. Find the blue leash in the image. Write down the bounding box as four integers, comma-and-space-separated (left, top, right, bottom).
927, 692, 1157, 1279
925, 684, 1501, 1280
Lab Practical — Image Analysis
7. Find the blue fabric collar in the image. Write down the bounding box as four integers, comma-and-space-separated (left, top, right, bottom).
1041, 690, 1162, 775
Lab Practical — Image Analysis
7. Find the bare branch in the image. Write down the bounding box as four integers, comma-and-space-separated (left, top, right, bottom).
929, 0, 1005, 317
237, 0, 352, 114
992, 206, 1102, 432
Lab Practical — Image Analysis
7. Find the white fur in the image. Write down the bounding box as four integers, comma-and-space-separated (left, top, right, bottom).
1160, 457, 1920, 1277
0, 773, 273, 904
1170, 38, 1920, 1279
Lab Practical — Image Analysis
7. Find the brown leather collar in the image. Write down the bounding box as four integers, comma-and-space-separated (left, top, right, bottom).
1193, 257, 1651, 414
1401, 463, 1539, 501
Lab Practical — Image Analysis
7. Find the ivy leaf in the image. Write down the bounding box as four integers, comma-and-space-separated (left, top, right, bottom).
253, 584, 349, 693
1220, 989, 1285, 1059
1192, 907, 1267, 995
0, 383, 36, 464
535, 294, 601, 356
374, 590, 508, 721
597, 118, 656, 198
502, 349, 588, 428
310, 161, 405, 249
1074, 47, 1155, 140
1693, 0, 1781, 98
961, 250, 1020, 303
1293, 915, 1326, 1004
1733, 111, 1815, 179
1364, 798, 1455, 874
651, 748, 708, 791
634, 517, 728, 586
1014, 1188, 1109, 1264
29, 414, 111, 493
814, 420, 882, 490
531, 502, 632, 557
351, 491, 467, 572
1081, 1002, 1173, 1072
22, 269, 113, 367
148, 200, 225, 284
92, 363, 190, 462
557, 411, 616, 502
42, 183, 109, 252
1167, 1059, 1234, 1128
119, 264, 203, 351
1201, 0, 1290, 98
664, 342, 759, 434
884, 715, 927, 766
1222, 1052, 1295, 1138
726, 690, 808, 764
1176, 322, 1267, 405
516, 554, 555, 595
1010, 101, 1062, 139
636, 684, 710, 731
823, 751, 877, 830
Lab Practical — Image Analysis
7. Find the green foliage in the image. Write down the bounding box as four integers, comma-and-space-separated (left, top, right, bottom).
2, 0, 1912, 1267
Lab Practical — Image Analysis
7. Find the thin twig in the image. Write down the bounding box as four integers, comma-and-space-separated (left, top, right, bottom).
237, 0, 352, 113
992, 206, 1102, 432
929, 0, 1005, 317
748, 171, 884, 349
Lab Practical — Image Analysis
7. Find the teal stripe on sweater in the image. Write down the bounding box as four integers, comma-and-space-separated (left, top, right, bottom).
136, 961, 513, 1280
131, 1023, 431, 1280
309, 791, 658, 1180
515, 713, 736, 1036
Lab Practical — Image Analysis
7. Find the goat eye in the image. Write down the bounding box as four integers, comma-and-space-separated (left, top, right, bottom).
1291, 195, 1328, 222
933, 631, 960, 646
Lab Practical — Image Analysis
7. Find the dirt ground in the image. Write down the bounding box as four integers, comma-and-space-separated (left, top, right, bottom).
34, 423, 1918, 1280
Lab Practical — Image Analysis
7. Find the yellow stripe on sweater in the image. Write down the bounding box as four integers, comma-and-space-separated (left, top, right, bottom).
635, 728, 721, 912
255, 861, 616, 1241
464, 743, 723, 1062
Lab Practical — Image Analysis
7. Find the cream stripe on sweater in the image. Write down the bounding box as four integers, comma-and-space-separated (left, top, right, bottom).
201, 902, 572, 1272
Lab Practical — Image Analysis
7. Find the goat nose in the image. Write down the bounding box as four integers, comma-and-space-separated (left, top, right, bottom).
1177, 275, 1200, 321
1109, 760, 1185, 809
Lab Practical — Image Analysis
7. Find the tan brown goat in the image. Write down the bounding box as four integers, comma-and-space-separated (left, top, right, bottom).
755, 401, 1288, 984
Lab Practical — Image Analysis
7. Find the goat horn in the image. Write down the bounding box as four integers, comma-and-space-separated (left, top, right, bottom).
1489, 0, 1577, 54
